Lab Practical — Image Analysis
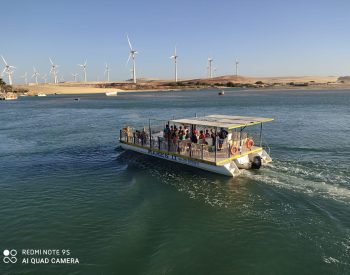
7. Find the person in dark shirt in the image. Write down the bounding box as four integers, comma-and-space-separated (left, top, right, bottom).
163, 124, 170, 139
218, 128, 228, 150
191, 130, 198, 143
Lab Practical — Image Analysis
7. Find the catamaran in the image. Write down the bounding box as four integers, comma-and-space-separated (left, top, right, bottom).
119, 114, 273, 176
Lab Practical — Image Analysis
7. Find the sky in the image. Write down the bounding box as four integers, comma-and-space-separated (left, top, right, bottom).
1, 0, 350, 83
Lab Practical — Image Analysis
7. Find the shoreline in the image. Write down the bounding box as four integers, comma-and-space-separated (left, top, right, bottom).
12, 83, 350, 96
11, 75, 350, 95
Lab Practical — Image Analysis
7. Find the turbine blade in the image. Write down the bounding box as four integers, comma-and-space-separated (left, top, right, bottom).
126, 34, 133, 50
126, 54, 131, 64
1, 55, 8, 65
84, 60, 87, 66
49, 58, 54, 65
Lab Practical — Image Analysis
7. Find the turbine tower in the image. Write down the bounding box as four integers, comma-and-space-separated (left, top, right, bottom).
32, 67, 40, 85
49, 58, 59, 84
235, 60, 239, 76
208, 57, 213, 78
72, 73, 78, 82
1, 55, 16, 85
42, 73, 47, 84
78, 60, 87, 82
105, 63, 110, 82
170, 46, 178, 82
126, 34, 138, 84
21, 72, 28, 85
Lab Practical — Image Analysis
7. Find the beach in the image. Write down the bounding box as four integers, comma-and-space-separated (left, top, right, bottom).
12, 75, 350, 95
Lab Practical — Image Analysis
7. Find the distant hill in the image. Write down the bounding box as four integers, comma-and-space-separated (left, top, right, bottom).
337, 76, 350, 83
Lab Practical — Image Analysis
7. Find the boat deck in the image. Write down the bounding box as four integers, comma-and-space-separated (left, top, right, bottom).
120, 114, 273, 166
120, 136, 263, 166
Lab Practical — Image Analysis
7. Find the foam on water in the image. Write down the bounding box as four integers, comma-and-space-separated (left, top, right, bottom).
244, 159, 350, 204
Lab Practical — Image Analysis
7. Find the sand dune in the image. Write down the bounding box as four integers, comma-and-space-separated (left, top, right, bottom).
15, 83, 123, 95
13, 75, 345, 95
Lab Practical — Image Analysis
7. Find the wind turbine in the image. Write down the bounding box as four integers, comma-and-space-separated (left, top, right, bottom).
213, 67, 217, 77
49, 58, 59, 84
208, 57, 213, 78
1, 55, 16, 85
170, 46, 178, 82
78, 60, 87, 82
42, 73, 47, 84
32, 67, 40, 84
21, 72, 28, 85
72, 73, 78, 82
126, 34, 138, 84
235, 60, 239, 76
105, 63, 110, 82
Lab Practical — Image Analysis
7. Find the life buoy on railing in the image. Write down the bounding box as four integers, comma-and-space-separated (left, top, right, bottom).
230, 145, 238, 155
246, 138, 254, 150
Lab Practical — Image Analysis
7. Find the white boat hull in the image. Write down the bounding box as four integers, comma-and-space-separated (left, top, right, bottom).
120, 143, 272, 177
106, 91, 118, 96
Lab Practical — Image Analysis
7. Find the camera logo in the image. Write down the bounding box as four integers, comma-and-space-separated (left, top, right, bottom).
3, 249, 17, 264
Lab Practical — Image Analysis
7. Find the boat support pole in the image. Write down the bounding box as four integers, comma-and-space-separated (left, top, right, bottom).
259, 123, 263, 147
149, 119, 152, 149
214, 127, 217, 163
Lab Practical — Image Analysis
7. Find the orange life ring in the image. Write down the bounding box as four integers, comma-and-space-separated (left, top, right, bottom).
246, 139, 254, 150
230, 145, 238, 155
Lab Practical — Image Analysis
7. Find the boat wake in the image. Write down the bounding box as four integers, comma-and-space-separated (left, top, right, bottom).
121, 152, 350, 207
244, 159, 350, 204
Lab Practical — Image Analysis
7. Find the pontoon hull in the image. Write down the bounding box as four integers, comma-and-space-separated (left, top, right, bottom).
120, 143, 271, 177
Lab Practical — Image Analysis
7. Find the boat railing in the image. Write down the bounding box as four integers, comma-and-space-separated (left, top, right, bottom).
120, 128, 263, 163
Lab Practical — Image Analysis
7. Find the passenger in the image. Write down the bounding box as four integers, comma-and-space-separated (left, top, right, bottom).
171, 128, 178, 142
135, 130, 141, 143
178, 126, 185, 140
218, 128, 228, 150
199, 130, 206, 140
178, 126, 183, 136
171, 128, 179, 151
191, 130, 198, 143
185, 129, 190, 139
210, 129, 216, 144
170, 125, 174, 138
140, 129, 147, 145
205, 129, 210, 138
163, 124, 170, 139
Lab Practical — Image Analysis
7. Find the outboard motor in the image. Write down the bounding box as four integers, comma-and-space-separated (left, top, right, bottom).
251, 155, 262, 169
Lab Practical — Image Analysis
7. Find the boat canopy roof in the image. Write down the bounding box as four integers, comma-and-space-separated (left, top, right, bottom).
170, 114, 274, 130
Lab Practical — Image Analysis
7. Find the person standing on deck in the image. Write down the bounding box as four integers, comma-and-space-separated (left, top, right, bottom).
218, 128, 228, 150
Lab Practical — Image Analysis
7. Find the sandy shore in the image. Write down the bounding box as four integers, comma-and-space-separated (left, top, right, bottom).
15, 83, 124, 95
13, 75, 350, 95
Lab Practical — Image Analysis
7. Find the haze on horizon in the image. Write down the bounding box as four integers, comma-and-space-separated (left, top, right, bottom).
1, 0, 350, 84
